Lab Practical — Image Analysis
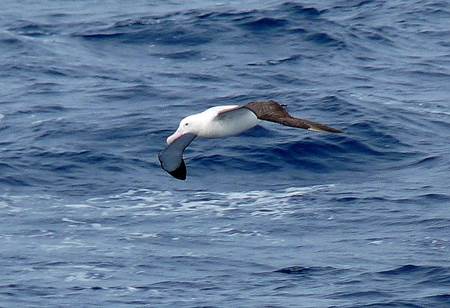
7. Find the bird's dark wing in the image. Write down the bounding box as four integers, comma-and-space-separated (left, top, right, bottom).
158, 133, 196, 180
244, 100, 342, 133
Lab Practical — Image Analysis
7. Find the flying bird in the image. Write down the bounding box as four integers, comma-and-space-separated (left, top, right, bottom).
158, 100, 342, 180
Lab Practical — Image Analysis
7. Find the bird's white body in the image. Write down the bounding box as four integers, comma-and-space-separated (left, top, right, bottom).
199, 105, 259, 138
167, 105, 259, 144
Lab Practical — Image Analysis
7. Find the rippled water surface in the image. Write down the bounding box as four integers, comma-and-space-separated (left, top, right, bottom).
1, 0, 450, 306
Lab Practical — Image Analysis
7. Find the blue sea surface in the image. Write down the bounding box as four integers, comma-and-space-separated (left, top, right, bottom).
1, 0, 450, 306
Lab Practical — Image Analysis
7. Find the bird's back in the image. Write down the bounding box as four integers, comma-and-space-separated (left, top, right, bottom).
200, 105, 258, 138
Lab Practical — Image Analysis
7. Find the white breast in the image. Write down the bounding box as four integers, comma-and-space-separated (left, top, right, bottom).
199, 105, 259, 138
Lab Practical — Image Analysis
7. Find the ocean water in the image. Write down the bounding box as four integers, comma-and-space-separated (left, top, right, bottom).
1, 0, 450, 306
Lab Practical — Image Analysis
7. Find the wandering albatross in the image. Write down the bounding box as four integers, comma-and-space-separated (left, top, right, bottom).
158, 100, 342, 180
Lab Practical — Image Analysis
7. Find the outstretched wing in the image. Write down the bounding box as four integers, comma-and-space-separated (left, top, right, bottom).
244, 100, 342, 133
158, 133, 196, 180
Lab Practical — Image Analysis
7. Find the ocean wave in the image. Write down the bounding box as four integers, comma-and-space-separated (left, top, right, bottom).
149, 49, 202, 60
305, 32, 344, 46
73, 17, 214, 46
0, 30, 23, 45
274, 265, 345, 275
7, 20, 56, 37
280, 2, 323, 17
189, 129, 415, 175
378, 264, 445, 276
378, 264, 450, 286
70, 1, 348, 50
239, 17, 289, 31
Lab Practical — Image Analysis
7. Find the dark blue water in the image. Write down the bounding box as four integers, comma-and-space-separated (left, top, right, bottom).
1, 0, 450, 306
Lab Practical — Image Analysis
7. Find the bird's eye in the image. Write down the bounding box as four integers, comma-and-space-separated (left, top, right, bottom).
184, 123, 189, 126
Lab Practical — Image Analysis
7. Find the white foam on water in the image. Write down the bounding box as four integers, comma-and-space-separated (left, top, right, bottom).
126, 232, 158, 239
62, 217, 86, 224
64, 203, 93, 209
1, 185, 336, 227
86, 184, 336, 220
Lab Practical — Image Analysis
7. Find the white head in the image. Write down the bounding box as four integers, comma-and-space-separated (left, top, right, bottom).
166, 114, 203, 144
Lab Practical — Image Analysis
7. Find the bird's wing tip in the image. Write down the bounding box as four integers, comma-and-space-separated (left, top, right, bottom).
168, 160, 187, 180
307, 127, 343, 133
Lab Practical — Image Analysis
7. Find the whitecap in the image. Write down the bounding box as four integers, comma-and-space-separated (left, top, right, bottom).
62, 217, 86, 224
64, 203, 92, 209
88, 184, 336, 220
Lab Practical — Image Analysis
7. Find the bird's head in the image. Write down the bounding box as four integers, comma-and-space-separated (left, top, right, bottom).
166, 114, 202, 144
